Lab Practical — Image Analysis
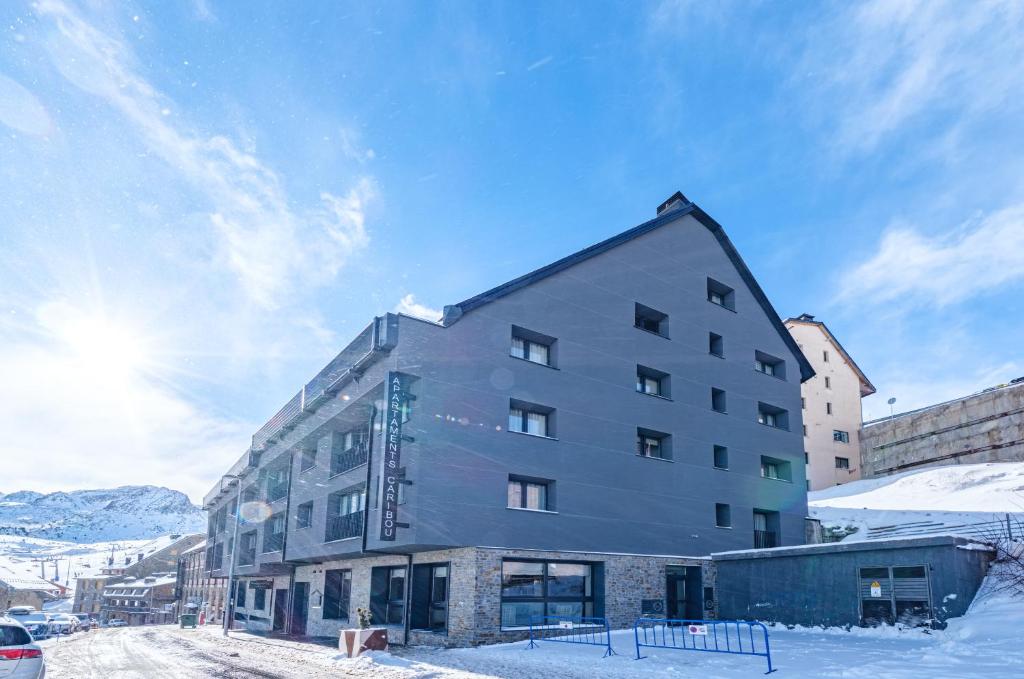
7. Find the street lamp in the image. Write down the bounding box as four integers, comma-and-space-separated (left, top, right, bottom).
220, 474, 244, 637
887, 397, 896, 423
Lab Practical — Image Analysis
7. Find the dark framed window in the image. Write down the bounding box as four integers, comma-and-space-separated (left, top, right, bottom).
253, 587, 266, 610
330, 430, 369, 477
500, 560, 595, 628
715, 503, 732, 528
760, 455, 792, 482
754, 351, 786, 379
826, 402, 833, 415
711, 388, 727, 413
266, 466, 289, 502
296, 501, 313, 529
370, 565, 407, 627
636, 365, 670, 398
234, 581, 246, 608
507, 476, 552, 511
323, 569, 352, 620
709, 332, 724, 357
637, 428, 671, 460
825, 376, 831, 389
411, 563, 449, 633
713, 445, 728, 470
833, 430, 850, 443
511, 326, 556, 367
262, 513, 285, 553
707, 278, 736, 310
634, 303, 669, 337
508, 400, 554, 437
300, 448, 317, 472
835, 456, 850, 470
325, 487, 365, 542
757, 402, 789, 430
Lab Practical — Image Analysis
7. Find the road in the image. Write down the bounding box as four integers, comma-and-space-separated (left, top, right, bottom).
39, 626, 353, 679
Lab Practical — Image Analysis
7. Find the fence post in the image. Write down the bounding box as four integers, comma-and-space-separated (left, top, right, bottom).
603, 618, 616, 657
526, 617, 536, 650
634, 619, 643, 660
760, 623, 775, 674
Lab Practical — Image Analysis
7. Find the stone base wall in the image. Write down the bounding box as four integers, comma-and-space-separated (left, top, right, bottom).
293, 547, 713, 648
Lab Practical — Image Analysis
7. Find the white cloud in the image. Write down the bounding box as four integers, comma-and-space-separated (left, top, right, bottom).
394, 294, 442, 322
37, 0, 375, 309
838, 205, 1024, 307
0, 73, 55, 137
794, 0, 1024, 155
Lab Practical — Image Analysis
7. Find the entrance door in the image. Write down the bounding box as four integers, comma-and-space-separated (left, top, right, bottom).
666, 566, 687, 619
290, 582, 308, 635
273, 588, 288, 631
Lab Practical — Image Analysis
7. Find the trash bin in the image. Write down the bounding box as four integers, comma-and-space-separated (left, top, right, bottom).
179, 614, 198, 629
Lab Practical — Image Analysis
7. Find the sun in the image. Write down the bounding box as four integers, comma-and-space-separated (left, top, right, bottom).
44, 306, 154, 383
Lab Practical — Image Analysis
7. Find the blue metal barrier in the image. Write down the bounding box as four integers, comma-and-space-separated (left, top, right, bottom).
634, 618, 774, 674
525, 615, 616, 657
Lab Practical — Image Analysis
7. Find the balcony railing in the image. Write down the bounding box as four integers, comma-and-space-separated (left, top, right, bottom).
262, 531, 284, 554
330, 445, 368, 477
238, 549, 257, 566
325, 511, 363, 542
754, 530, 778, 549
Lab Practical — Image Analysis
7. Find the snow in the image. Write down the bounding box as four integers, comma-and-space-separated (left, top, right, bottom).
809, 462, 1024, 541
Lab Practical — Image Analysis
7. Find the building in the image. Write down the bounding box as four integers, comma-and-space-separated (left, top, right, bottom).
861, 379, 1024, 478
785, 314, 875, 490
175, 541, 227, 623
203, 191, 814, 646
0, 566, 63, 611
73, 534, 204, 622
102, 574, 178, 626
713, 536, 993, 629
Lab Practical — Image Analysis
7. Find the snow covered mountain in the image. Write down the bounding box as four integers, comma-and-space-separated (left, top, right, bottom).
0, 485, 205, 542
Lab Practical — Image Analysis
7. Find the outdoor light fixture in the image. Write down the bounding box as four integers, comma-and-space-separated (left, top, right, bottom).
310, 588, 323, 608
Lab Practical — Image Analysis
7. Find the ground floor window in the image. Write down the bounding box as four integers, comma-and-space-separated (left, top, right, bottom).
234, 582, 245, 609
253, 586, 266, 610
323, 569, 352, 621
500, 560, 596, 628
859, 565, 931, 626
370, 566, 406, 626
411, 563, 449, 633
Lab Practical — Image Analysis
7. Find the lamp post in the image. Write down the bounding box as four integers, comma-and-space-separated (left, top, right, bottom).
887, 397, 896, 424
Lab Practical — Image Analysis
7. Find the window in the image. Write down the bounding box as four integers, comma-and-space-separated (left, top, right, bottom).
754, 351, 785, 378
330, 430, 369, 476
823, 350, 830, 362
835, 456, 850, 470
411, 563, 449, 633
634, 303, 669, 337
805, 452, 809, 463
325, 487, 365, 542
760, 455, 792, 482
239, 531, 257, 565
508, 401, 553, 437
266, 466, 289, 503
833, 430, 850, 443
511, 326, 555, 367
802, 397, 806, 409
711, 388, 727, 413
715, 503, 732, 528
507, 477, 551, 511
826, 402, 833, 415
713, 445, 728, 470
500, 560, 595, 628
637, 428, 671, 460
386, 566, 407, 625
709, 332, 724, 357
323, 569, 352, 620
253, 587, 266, 610
757, 403, 789, 430
803, 424, 807, 436
296, 501, 313, 529
753, 510, 779, 548
262, 513, 285, 553
824, 376, 831, 389
300, 448, 317, 472
242, 486, 258, 504
707, 278, 736, 310
234, 582, 246, 609
636, 365, 670, 398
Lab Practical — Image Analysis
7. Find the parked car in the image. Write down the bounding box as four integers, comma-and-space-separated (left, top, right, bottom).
3, 610, 53, 641
48, 614, 79, 635
0, 615, 46, 678
107, 619, 128, 627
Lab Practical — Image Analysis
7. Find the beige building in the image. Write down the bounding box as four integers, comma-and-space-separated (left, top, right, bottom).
785, 314, 875, 490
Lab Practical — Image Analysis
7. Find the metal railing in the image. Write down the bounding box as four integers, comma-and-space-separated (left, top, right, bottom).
634, 618, 774, 674
754, 530, 778, 549
325, 511, 363, 542
525, 615, 616, 657
330, 445, 368, 477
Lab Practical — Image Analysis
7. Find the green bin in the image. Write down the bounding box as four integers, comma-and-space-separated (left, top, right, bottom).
179, 614, 198, 629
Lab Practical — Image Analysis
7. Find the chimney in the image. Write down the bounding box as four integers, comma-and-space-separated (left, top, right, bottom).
797, 313, 816, 322
656, 191, 689, 216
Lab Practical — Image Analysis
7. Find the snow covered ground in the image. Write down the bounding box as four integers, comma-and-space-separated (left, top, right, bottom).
809, 462, 1024, 540
40, 576, 1024, 678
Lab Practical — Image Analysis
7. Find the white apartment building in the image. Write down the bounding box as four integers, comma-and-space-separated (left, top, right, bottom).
785, 314, 875, 490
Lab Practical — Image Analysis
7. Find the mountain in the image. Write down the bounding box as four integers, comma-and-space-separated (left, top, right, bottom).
0, 485, 205, 542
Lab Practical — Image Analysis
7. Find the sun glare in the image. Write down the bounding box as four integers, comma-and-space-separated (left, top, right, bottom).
54, 312, 153, 382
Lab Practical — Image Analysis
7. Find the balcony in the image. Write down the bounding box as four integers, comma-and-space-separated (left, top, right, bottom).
262, 531, 284, 554
325, 511, 363, 542
238, 549, 256, 566
754, 530, 778, 549
330, 445, 368, 477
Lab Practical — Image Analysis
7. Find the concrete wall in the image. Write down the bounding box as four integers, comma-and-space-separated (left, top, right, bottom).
712, 537, 993, 628
861, 382, 1024, 477
787, 321, 867, 490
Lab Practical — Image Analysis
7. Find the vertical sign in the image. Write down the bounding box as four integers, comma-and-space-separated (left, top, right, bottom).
379, 372, 407, 541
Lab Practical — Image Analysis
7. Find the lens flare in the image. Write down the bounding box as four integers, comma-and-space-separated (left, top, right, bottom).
239, 500, 272, 523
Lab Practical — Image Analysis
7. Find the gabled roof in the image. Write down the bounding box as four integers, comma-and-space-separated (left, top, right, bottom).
784, 314, 876, 396
442, 193, 815, 382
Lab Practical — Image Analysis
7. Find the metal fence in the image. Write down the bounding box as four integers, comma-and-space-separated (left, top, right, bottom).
634, 618, 774, 674
526, 616, 616, 657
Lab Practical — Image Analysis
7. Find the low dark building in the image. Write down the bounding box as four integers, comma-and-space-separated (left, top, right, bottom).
712, 536, 994, 628
175, 541, 227, 623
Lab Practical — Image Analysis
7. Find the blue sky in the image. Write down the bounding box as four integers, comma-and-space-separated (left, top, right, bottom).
1, 1, 1022, 501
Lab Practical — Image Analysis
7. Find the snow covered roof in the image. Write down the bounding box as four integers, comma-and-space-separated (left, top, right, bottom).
712, 535, 989, 561
0, 564, 61, 592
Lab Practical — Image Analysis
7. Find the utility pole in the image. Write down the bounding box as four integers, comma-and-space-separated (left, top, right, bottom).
222, 474, 244, 637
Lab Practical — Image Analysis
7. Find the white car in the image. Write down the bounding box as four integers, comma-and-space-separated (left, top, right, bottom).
45, 615, 78, 636
0, 616, 45, 678
107, 619, 128, 628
